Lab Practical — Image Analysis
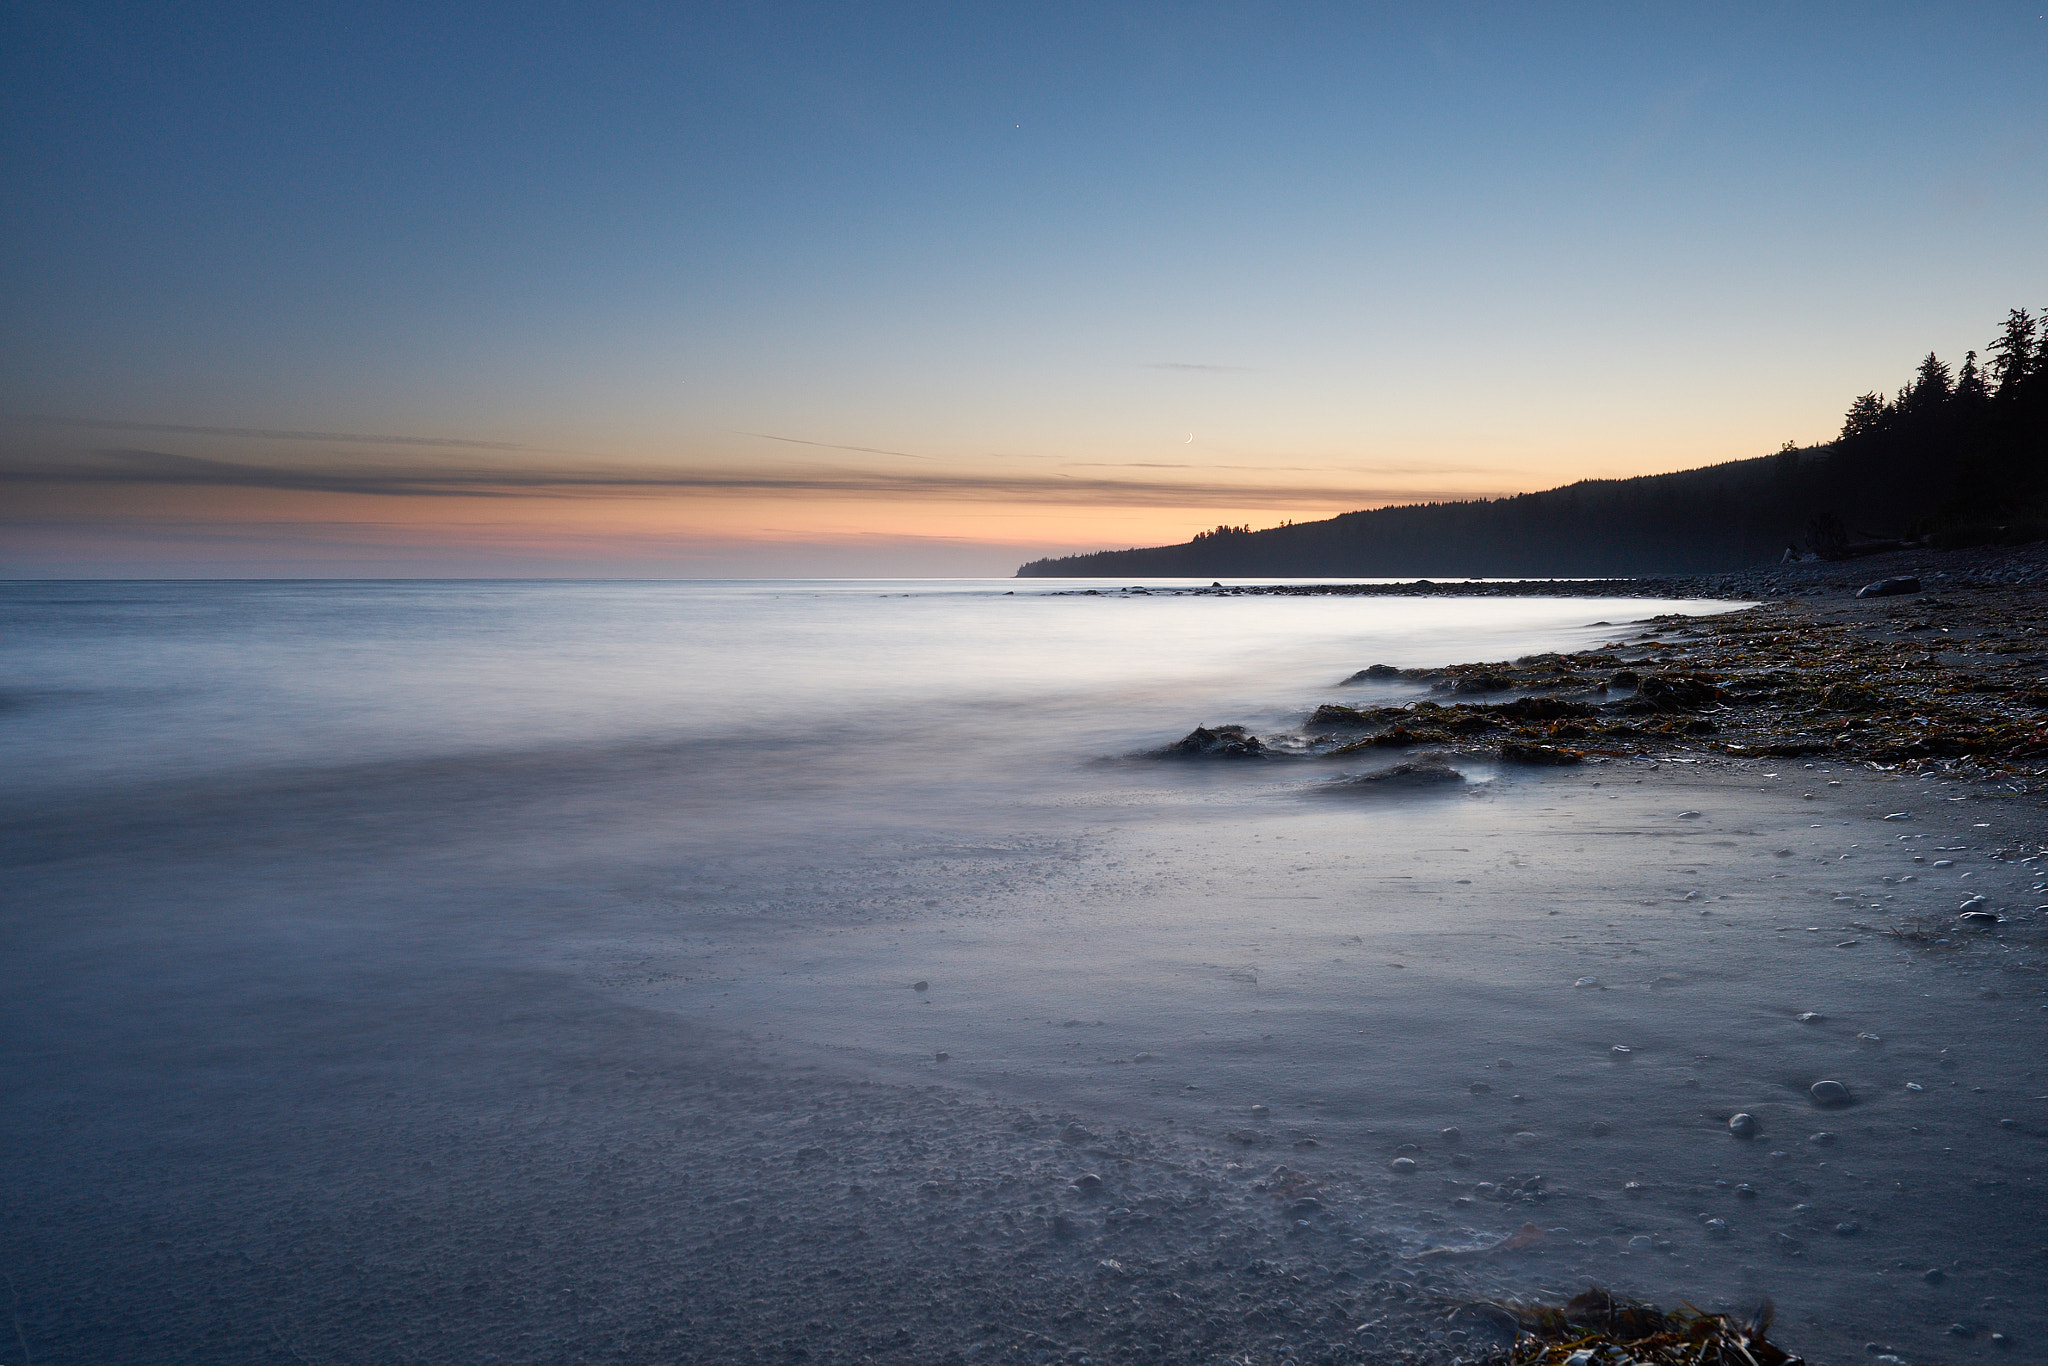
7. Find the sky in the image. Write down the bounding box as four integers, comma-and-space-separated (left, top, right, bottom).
4, 1, 2046, 578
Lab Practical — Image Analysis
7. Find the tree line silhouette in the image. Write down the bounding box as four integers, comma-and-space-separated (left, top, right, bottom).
1018, 306, 2048, 578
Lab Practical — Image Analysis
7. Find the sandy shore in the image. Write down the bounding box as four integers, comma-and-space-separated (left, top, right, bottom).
4, 554, 2045, 1366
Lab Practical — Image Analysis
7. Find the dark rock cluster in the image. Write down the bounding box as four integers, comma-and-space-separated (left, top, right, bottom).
1157, 567, 2048, 788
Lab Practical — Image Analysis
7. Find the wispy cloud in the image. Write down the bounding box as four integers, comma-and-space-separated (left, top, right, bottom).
1068, 460, 1503, 476
2, 448, 1463, 509
735, 431, 935, 459
9, 414, 532, 451
1141, 362, 1260, 373
1065, 462, 1328, 472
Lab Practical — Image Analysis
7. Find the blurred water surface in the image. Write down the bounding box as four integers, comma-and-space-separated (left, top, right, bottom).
1, 578, 1705, 802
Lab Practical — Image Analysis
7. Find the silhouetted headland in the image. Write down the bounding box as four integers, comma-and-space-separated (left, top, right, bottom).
1020, 307, 2047, 579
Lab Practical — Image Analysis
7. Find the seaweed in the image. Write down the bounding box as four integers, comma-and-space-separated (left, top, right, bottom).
1481, 1287, 1803, 1366
1500, 740, 1584, 765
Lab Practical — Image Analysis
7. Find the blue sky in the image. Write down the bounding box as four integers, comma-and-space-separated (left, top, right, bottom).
4, 2, 2045, 575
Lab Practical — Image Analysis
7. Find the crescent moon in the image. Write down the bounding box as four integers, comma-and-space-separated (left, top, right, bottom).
1184, 432, 1194, 443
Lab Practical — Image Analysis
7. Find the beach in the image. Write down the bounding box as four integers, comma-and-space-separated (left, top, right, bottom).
3, 561, 2044, 1366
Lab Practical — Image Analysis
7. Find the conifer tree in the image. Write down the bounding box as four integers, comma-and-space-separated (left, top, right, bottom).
1904, 352, 1952, 411
1987, 308, 2036, 399
1839, 392, 1887, 441
1955, 349, 1987, 405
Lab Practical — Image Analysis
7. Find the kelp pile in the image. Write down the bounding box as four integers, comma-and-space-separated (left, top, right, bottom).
1477, 1288, 1803, 1366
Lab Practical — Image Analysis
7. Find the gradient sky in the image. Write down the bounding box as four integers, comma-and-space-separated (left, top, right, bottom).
5, 2, 2046, 577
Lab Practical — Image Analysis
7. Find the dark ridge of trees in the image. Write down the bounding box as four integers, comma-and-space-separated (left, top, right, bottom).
1017, 307, 2048, 579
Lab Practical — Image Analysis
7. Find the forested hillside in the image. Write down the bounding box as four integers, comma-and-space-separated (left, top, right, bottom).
1018, 307, 2048, 578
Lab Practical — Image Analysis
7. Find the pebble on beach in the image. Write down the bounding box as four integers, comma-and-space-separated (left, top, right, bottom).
1810, 1079, 1853, 1107
1729, 1113, 1760, 1139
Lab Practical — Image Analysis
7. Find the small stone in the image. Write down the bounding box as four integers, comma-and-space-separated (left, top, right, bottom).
1589, 1120, 1611, 1136
1857, 1032, 1881, 1042
1836, 1221, 1860, 1235
1934, 859, 1956, 867
1881, 812, 1910, 821
1293, 1137, 1320, 1150
1449, 1152, 1474, 1168
1810, 1079, 1852, 1107
1923, 1267, 1946, 1284
1729, 1113, 1761, 1139
1949, 1323, 1974, 1338
1440, 1126, 1462, 1144
1624, 1181, 1646, 1196
934, 1051, 950, 1062
1678, 810, 1702, 819
1510, 1131, 1540, 1146
1905, 1082, 1923, 1091
1390, 1157, 1417, 1173
1611, 1044, 1632, 1055
1810, 1131, 1837, 1145
1998, 1118, 2018, 1129
1704, 1217, 1729, 1238
1131, 1052, 1154, 1062
1395, 1142, 1420, 1155
1250, 1104, 1269, 1117
1735, 1183, 1757, 1198
1574, 976, 1600, 988
1992, 1332, 2012, 1347
1469, 1082, 1491, 1094
1796, 1011, 1826, 1023
1071, 1172, 1103, 1192
1960, 910, 2000, 926
912, 980, 929, 991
